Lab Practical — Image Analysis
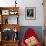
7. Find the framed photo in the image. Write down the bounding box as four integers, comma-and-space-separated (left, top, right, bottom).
0, 32, 1, 41
25, 7, 36, 20
2, 10, 9, 15
0, 15, 1, 24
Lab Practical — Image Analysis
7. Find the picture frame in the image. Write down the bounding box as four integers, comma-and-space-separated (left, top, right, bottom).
0, 32, 1, 41
25, 7, 36, 20
9, 10, 18, 15
2, 10, 9, 15
0, 15, 1, 24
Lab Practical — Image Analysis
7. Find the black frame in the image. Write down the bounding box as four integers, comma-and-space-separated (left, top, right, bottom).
25, 7, 36, 20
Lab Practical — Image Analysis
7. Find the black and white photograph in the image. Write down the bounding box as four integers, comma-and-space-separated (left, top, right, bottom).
25, 7, 36, 20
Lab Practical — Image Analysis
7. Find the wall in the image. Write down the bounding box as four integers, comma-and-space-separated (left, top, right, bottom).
43, 0, 46, 26
18, 0, 44, 26
0, 0, 44, 26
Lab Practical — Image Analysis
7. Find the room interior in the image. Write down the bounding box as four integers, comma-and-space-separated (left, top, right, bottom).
0, 0, 46, 46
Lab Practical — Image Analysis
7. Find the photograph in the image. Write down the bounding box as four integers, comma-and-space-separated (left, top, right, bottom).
25, 7, 36, 20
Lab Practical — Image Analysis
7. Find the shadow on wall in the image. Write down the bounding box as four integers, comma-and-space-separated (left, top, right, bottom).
18, 26, 44, 44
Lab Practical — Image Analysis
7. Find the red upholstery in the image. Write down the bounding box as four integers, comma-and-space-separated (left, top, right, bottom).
21, 28, 41, 46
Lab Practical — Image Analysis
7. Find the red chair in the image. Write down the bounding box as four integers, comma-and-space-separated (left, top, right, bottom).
21, 28, 41, 46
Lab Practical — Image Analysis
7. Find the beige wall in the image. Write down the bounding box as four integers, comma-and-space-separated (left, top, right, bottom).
43, 0, 46, 45
43, 0, 46, 27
